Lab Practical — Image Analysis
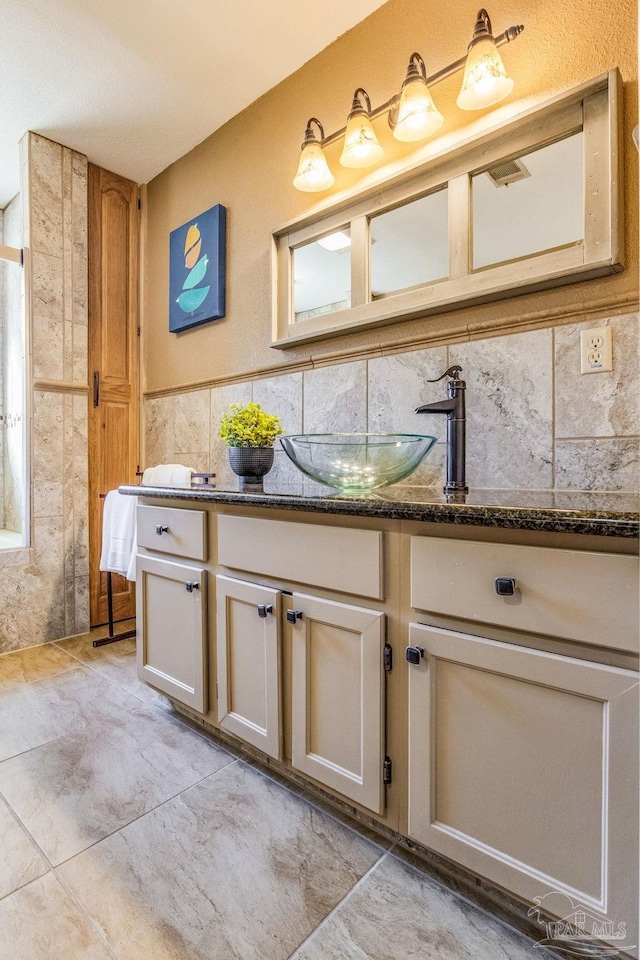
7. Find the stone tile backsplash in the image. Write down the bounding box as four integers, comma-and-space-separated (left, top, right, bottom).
145, 312, 640, 493
449, 329, 554, 490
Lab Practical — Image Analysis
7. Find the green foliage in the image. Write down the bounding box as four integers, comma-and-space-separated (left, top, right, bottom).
219, 402, 283, 448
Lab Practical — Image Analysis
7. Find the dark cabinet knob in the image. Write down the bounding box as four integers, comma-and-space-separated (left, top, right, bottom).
405, 646, 424, 665
257, 604, 273, 618
495, 577, 516, 596
155, 524, 169, 535
286, 610, 303, 624
185, 581, 200, 593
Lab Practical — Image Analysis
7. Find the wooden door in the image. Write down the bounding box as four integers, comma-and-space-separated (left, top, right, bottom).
216, 575, 282, 759
406, 622, 639, 953
289, 592, 385, 814
137, 556, 207, 712
88, 165, 139, 625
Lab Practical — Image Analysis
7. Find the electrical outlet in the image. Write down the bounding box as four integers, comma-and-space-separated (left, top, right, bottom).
580, 325, 613, 374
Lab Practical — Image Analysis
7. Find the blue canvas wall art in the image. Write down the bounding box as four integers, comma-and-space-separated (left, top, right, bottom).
169, 204, 226, 332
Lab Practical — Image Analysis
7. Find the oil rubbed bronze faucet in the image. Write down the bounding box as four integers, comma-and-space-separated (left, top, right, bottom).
416, 365, 468, 495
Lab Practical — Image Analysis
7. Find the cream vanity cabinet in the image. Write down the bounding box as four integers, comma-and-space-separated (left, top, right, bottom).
215, 575, 282, 759
136, 505, 209, 713
405, 534, 639, 946
216, 514, 387, 814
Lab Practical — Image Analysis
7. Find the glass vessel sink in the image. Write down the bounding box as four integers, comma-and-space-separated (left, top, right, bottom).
280, 433, 437, 491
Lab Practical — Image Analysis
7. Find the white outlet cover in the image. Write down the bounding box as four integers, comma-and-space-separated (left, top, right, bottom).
580, 326, 613, 374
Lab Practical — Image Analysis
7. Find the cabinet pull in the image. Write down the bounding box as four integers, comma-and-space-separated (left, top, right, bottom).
286, 610, 303, 624
405, 645, 424, 665
495, 577, 516, 596
185, 581, 200, 593
257, 604, 273, 618
155, 524, 169, 535
93, 371, 100, 407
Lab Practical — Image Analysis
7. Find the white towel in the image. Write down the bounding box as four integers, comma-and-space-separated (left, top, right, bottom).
142, 463, 194, 487
100, 490, 138, 582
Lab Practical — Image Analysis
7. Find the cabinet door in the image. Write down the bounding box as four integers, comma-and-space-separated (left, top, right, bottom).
290, 592, 385, 814
216, 576, 281, 760
136, 555, 207, 712
407, 622, 639, 950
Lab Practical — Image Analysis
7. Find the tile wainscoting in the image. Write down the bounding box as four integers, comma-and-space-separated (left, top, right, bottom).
144, 313, 640, 494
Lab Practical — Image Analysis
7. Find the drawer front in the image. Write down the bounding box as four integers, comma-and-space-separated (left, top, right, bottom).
410, 536, 639, 652
218, 515, 383, 600
138, 504, 207, 561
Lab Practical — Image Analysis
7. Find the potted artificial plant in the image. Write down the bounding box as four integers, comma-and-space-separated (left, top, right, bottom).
219, 402, 283, 489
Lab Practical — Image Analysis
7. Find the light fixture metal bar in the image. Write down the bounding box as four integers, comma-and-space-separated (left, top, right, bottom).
320, 24, 523, 147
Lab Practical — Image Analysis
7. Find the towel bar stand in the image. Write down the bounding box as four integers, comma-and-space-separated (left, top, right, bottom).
93, 492, 137, 648
92, 470, 215, 648
92, 572, 137, 648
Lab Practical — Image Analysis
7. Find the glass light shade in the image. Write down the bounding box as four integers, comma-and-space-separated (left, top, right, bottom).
393, 78, 444, 142
293, 141, 335, 192
456, 37, 514, 110
339, 113, 384, 168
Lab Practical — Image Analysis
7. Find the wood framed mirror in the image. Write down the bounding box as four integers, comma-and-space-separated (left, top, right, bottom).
271, 70, 623, 349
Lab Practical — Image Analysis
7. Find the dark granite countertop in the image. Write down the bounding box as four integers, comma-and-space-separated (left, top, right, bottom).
119, 481, 639, 539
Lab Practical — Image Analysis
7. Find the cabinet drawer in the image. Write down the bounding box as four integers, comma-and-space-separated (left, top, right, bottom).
218, 515, 383, 600
138, 504, 207, 561
411, 536, 639, 652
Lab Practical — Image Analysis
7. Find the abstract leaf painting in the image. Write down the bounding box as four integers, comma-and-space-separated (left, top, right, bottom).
169, 205, 226, 332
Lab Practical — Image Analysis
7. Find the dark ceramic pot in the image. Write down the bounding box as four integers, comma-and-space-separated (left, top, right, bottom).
228, 446, 274, 490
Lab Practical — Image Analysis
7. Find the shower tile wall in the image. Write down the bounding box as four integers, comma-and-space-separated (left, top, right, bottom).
0, 133, 90, 654
145, 314, 640, 494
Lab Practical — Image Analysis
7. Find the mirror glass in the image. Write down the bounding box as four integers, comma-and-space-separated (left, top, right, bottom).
472, 131, 584, 270
293, 229, 351, 321
370, 188, 448, 297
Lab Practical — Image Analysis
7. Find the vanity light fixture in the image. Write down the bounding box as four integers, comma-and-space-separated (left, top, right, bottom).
292, 8, 523, 192
456, 8, 514, 110
393, 53, 444, 142
339, 89, 385, 168
292, 118, 335, 193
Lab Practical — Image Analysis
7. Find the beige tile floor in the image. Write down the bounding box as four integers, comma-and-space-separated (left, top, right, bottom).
0, 627, 554, 959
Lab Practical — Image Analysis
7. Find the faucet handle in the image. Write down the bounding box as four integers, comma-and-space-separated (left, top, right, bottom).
426, 365, 463, 383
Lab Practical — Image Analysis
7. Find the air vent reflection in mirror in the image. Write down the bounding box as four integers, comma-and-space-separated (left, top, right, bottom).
485, 157, 531, 188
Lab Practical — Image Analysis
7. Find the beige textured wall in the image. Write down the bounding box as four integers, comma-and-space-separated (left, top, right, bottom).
143, 0, 638, 394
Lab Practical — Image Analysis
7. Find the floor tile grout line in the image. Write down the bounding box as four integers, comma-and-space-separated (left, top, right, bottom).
0, 793, 54, 902
388, 844, 560, 956
236, 757, 391, 856
0, 661, 83, 689
0, 731, 72, 765
47, 642, 241, 753
50, 758, 240, 871
53, 866, 122, 960
286, 849, 390, 959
